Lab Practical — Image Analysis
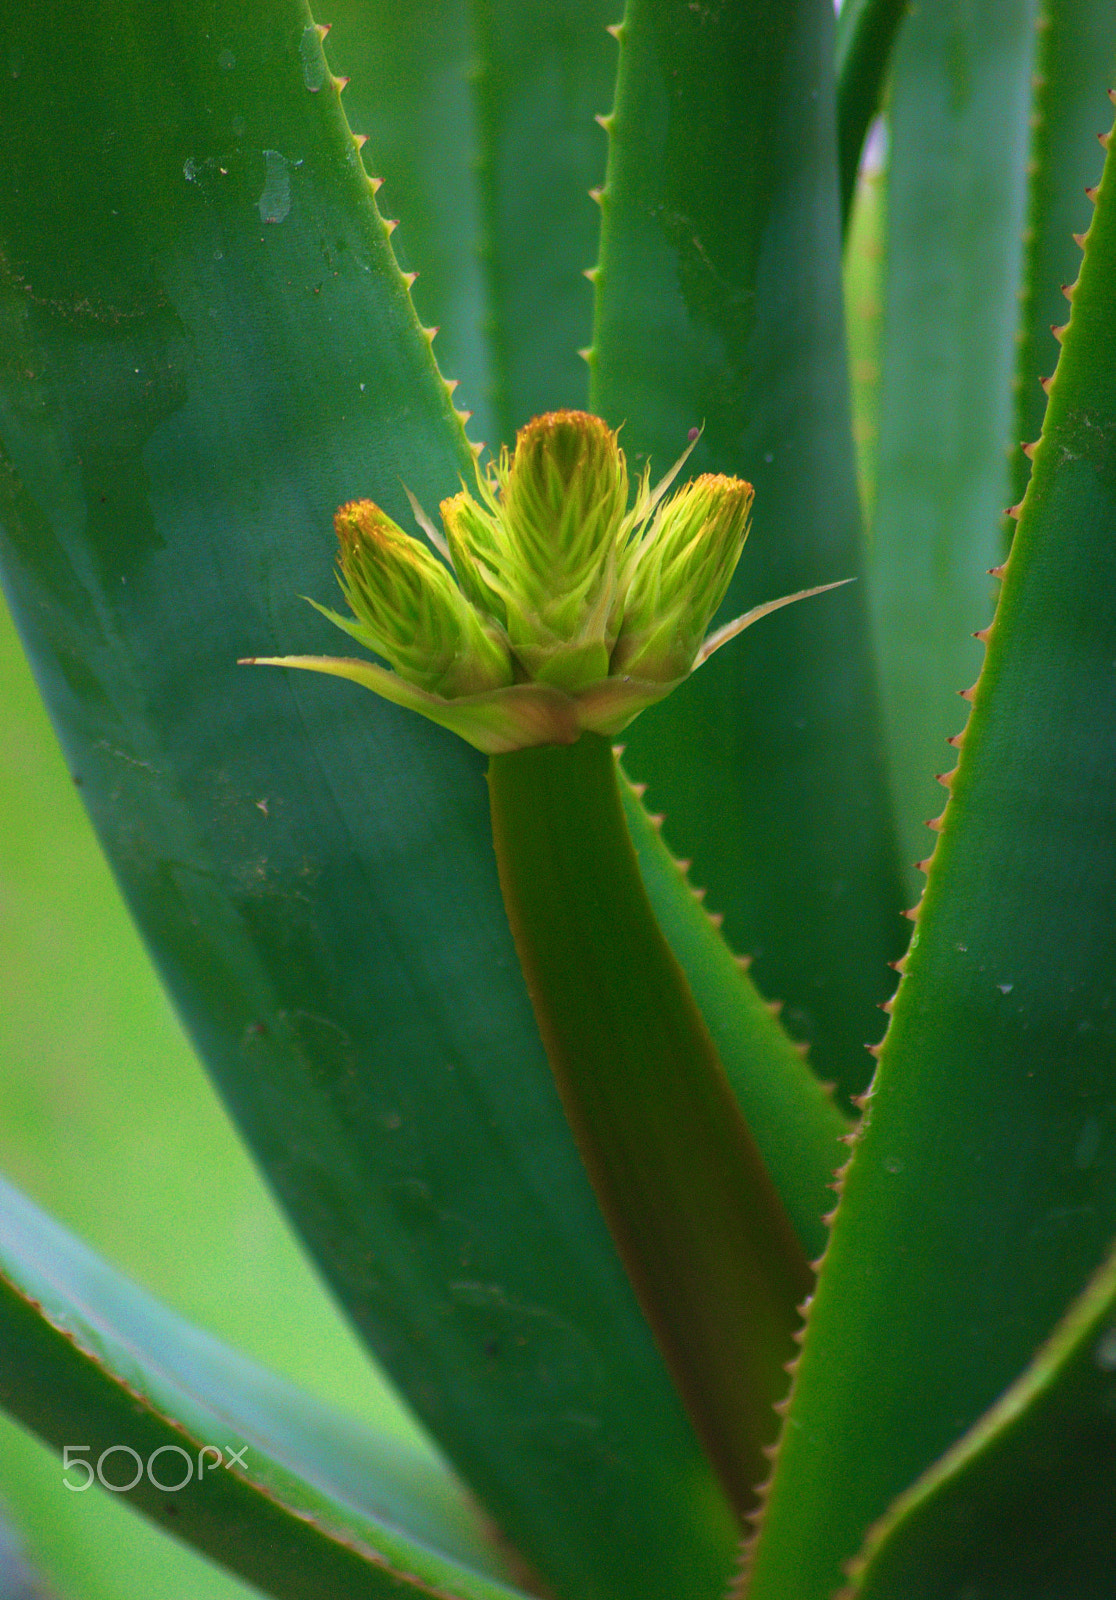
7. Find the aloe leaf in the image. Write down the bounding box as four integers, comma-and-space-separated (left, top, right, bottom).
618, 766, 851, 1266
835, 0, 910, 229
590, 0, 905, 1098
1011, 0, 1116, 507
841, 1241, 1116, 1598
323, 0, 616, 448
0, 5, 738, 1595
315, 0, 495, 441
742, 92, 1116, 1600
0, 1173, 524, 1600
866, 0, 1040, 896
468, 0, 617, 440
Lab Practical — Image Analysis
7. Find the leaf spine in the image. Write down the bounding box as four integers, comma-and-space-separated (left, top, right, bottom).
1039, 375, 1052, 394
583, 266, 600, 283
1086, 184, 1099, 203
316, 22, 331, 39
925, 814, 944, 832
958, 684, 976, 702
383, 217, 399, 235
989, 562, 1008, 579
935, 768, 957, 789
945, 732, 964, 748
401, 270, 418, 289
606, 21, 623, 40
973, 625, 991, 643
588, 186, 605, 207
1051, 322, 1066, 343
369, 175, 384, 195
594, 112, 615, 132
1020, 440, 1037, 459
332, 74, 350, 94
1073, 231, 1088, 249
353, 132, 368, 151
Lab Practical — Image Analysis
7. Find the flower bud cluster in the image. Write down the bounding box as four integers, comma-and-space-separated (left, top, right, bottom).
252, 412, 844, 753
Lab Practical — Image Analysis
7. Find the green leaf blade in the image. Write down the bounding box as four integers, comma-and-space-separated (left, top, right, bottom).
743, 84, 1116, 1600
866, 0, 1040, 895
0, 1175, 525, 1600
590, 0, 906, 1101
835, 0, 910, 229
0, 6, 738, 1595
618, 768, 851, 1267
1011, 0, 1116, 506
844, 1243, 1116, 1598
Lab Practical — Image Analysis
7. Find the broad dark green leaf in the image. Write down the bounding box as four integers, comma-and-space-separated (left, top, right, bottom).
465, 0, 616, 441
843, 1242, 1116, 1598
866, 0, 1039, 893
0, 1174, 523, 1600
1010, 0, 1116, 506
317, 0, 496, 441
0, 5, 738, 1596
591, 0, 905, 1099
326, 0, 615, 448
743, 88, 1116, 1600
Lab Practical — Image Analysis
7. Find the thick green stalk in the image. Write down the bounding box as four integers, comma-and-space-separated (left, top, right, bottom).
487, 733, 812, 1516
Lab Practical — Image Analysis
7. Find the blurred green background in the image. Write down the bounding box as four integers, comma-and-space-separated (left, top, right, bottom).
0, 591, 435, 1598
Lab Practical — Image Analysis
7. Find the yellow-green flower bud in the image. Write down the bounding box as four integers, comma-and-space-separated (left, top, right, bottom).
439, 491, 507, 625
332, 501, 514, 697
611, 474, 754, 682
494, 410, 630, 691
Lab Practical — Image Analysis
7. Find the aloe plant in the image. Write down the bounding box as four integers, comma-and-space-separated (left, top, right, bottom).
1, 2, 1115, 1598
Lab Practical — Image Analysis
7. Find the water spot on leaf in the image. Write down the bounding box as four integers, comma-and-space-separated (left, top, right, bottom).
258, 150, 291, 225
300, 25, 328, 92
